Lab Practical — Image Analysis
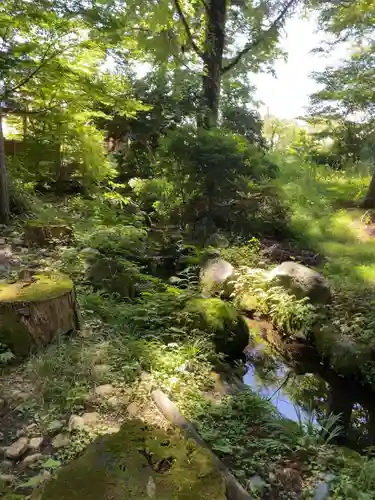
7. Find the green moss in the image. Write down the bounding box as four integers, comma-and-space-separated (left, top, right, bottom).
0, 273, 72, 303
185, 298, 249, 359
36, 420, 226, 500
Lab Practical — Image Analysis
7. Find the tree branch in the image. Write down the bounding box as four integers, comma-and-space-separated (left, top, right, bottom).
172, 0, 204, 60
2, 41, 75, 99
222, 0, 298, 75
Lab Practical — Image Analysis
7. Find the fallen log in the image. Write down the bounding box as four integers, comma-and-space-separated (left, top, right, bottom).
151, 389, 252, 500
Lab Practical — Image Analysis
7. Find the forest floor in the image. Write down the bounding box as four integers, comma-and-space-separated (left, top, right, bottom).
1, 162, 375, 499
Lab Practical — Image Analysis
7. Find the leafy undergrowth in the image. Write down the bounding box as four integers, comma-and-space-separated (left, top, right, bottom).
0, 193, 374, 499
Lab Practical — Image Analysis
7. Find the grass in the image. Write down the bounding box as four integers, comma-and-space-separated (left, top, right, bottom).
277, 158, 374, 287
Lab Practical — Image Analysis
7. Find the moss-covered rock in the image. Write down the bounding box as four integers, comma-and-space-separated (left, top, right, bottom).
33, 420, 226, 500
86, 257, 139, 299
185, 298, 249, 360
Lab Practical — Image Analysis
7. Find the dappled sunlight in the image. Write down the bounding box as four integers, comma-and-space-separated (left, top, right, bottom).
279, 160, 375, 287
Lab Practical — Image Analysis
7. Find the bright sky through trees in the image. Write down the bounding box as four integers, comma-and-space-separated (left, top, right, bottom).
253, 13, 350, 119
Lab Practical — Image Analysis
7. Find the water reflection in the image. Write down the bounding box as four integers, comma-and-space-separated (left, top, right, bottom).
243, 319, 326, 422
244, 362, 311, 422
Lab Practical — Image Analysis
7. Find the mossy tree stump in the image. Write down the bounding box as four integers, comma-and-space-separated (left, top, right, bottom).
0, 273, 80, 355
24, 220, 73, 247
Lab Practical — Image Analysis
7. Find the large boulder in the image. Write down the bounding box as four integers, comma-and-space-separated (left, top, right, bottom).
33, 419, 226, 500
185, 298, 249, 360
267, 261, 331, 305
200, 259, 235, 298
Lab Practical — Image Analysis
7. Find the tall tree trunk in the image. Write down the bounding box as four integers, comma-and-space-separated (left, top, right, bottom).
0, 114, 10, 225
202, 0, 227, 128
362, 168, 375, 208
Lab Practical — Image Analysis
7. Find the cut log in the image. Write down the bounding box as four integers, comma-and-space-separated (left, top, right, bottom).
0, 272, 80, 355
151, 389, 252, 500
24, 220, 73, 247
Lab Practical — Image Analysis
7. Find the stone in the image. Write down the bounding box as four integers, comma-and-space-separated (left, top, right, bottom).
184, 298, 249, 361
267, 261, 331, 304
94, 384, 114, 397
41, 470, 52, 481
146, 476, 156, 498
0, 473, 16, 484
0, 398, 6, 409
36, 420, 226, 500
200, 258, 235, 298
22, 453, 43, 467
47, 420, 64, 435
81, 412, 100, 426
28, 436, 44, 451
5, 437, 29, 460
68, 415, 85, 432
126, 403, 138, 418
248, 475, 267, 493
107, 396, 119, 407
52, 434, 70, 449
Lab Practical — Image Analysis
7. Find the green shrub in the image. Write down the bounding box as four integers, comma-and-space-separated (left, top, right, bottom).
155, 127, 287, 237
184, 298, 249, 360
86, 225, 147, 259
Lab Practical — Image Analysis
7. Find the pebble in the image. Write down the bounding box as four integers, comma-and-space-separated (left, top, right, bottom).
68, 415, 85, 432
0, 398, 6, 409
41, 470, 52, 481
107, 396, 120, 407
21, 453, 42, 467
81, 412, 100, 425
94, 384, 114, 397
28, 436, 44, 451
52, 433, 70, 449
0, 473, 16, 484
5, 437, 29, 460
127, 402, 138, 418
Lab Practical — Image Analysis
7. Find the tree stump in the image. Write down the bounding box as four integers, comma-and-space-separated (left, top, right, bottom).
24, 221, 73, 247
0, 273, 80, 355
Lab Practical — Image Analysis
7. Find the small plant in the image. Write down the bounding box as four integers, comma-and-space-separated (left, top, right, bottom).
0, 342, 15, 365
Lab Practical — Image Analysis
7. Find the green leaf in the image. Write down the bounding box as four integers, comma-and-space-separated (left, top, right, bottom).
41, 458, 62, 469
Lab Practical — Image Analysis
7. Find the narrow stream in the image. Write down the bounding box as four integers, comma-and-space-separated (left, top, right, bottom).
243, 318, 312, 422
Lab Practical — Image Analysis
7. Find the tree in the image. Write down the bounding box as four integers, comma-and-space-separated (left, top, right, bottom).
307, 45, 375, 204
172, 0, 298, 127
115, 0, 298, 128
0, 0, 144, 220
310, 0, 375, 205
